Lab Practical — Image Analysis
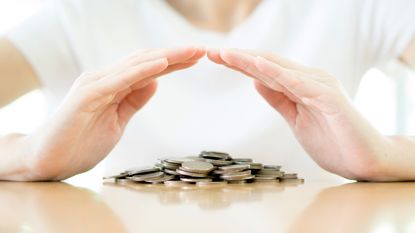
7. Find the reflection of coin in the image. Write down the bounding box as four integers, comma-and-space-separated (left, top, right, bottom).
180, 177, 213, 183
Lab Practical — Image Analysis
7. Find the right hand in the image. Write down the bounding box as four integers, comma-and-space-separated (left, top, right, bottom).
23, 47, 206, 181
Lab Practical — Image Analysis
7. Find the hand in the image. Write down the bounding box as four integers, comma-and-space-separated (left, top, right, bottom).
24, 47, 206, 181
208, 48, 391, 181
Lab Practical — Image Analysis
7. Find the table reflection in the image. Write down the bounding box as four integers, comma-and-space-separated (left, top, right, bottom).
0, 182, 126, 233
289, 182, 415, 233
103, 179, 304, 210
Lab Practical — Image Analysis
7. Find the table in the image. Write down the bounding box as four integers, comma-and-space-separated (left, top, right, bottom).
1, 179, 414, 233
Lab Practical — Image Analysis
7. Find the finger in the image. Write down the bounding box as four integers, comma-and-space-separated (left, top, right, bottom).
254, 81, 297, 127
227, 48, 316, 72
207, 48, 225, 64
117, 81, 158, 124
254, 56, 327, 100
130, 60, 199, 90
100, 46, 206, 81
218, 49, 286, 92
96, 58, 168, 95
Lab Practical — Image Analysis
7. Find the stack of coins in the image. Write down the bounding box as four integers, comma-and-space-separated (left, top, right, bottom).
103, 151, 303, 186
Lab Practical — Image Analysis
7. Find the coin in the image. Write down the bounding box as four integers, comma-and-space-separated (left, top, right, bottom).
124, 167, 160, 176
232, 158, 253, 163
218, 164, 250, 172
127, 171, 164, 182
181, 161, 214, 173
249, 163, 264, 170
263, 165, 282, 170
176, 169, 210, 178
221, 171, 254, 181
164, 168, 180, 175
102, 173, 129, 180
281, 173, 298, 179
144, 174, 175, 184
164, 157, 197, 164
203, 159, 233, 166
253, 179, 280, 183
199, 151, 231, 160
103, 150, 303, 187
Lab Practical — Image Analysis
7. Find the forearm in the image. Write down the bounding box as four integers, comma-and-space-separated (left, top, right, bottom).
380, 135, 415, 181
0, 133, 33, 181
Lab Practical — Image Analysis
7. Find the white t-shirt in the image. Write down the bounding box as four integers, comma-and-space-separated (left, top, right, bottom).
5, 0, 415, 180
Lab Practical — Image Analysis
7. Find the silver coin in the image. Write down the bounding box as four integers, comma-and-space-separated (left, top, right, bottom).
164, 168, 180, 175
102, 173, 128, 180
127, 171, 164, 182
254, 176, 278, 180
204, 159, 233, 166
249, 163, 264, 170
144, 174, 175, 183
218, 164, 250, 172
221, 172, 254, 181
281, 173, 298, 179
164, 157, 197, 165
253, 179, 280, 183
256, 171, 284, 177
180, 177, 213, 183
124, 166, 160, 176
161, 162, 180, 170
232, 158, 253, 163
199, 151, 231, 160
263, 165, 282, 170
181, 161, 214, 173
176, 169, 210, 178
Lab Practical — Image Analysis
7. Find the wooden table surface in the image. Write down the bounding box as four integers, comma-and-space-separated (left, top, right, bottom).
1, 179, 414, 233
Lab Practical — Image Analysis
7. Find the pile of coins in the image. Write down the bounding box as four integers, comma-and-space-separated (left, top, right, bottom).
104, 151, 303, 186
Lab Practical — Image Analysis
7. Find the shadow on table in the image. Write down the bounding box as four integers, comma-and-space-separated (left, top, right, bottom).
103, 179, 304, 210
288, 182, 415, 233
0, 182, 127, 233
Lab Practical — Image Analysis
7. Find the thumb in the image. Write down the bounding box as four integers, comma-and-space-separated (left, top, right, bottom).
254, 81, 297, 127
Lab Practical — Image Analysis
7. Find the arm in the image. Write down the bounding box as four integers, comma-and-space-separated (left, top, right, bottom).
0, 46, 206, 181
0, 37, 42, 180
208, 48, 415, 181
0, 37, 40, 107
400, 36, 415, 68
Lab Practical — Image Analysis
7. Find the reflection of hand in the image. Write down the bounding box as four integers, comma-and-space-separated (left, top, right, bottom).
24, 47, 205, 181
208, 48, 391, 181
288, 182, 415, 233
0, 182, 126, 233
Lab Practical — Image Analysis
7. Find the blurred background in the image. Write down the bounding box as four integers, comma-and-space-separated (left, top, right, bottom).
0, 0, 414, 136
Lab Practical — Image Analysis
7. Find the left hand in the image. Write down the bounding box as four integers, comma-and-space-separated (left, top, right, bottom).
208, 48, 391, 181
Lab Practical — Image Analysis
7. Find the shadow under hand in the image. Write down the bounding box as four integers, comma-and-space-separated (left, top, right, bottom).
288, 182, 415, 233
0, 182, 127, 233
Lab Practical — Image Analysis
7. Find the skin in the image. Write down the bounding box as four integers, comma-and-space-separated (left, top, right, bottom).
0, 0, 415, 181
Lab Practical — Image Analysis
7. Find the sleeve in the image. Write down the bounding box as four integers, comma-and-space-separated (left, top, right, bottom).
3, 0, 80, 95
359, 0, 415, 66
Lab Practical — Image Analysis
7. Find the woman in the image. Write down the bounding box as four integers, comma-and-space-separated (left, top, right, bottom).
0, 0, 414, 181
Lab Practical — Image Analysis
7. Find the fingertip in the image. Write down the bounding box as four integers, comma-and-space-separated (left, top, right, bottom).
207, 48, 224, 64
